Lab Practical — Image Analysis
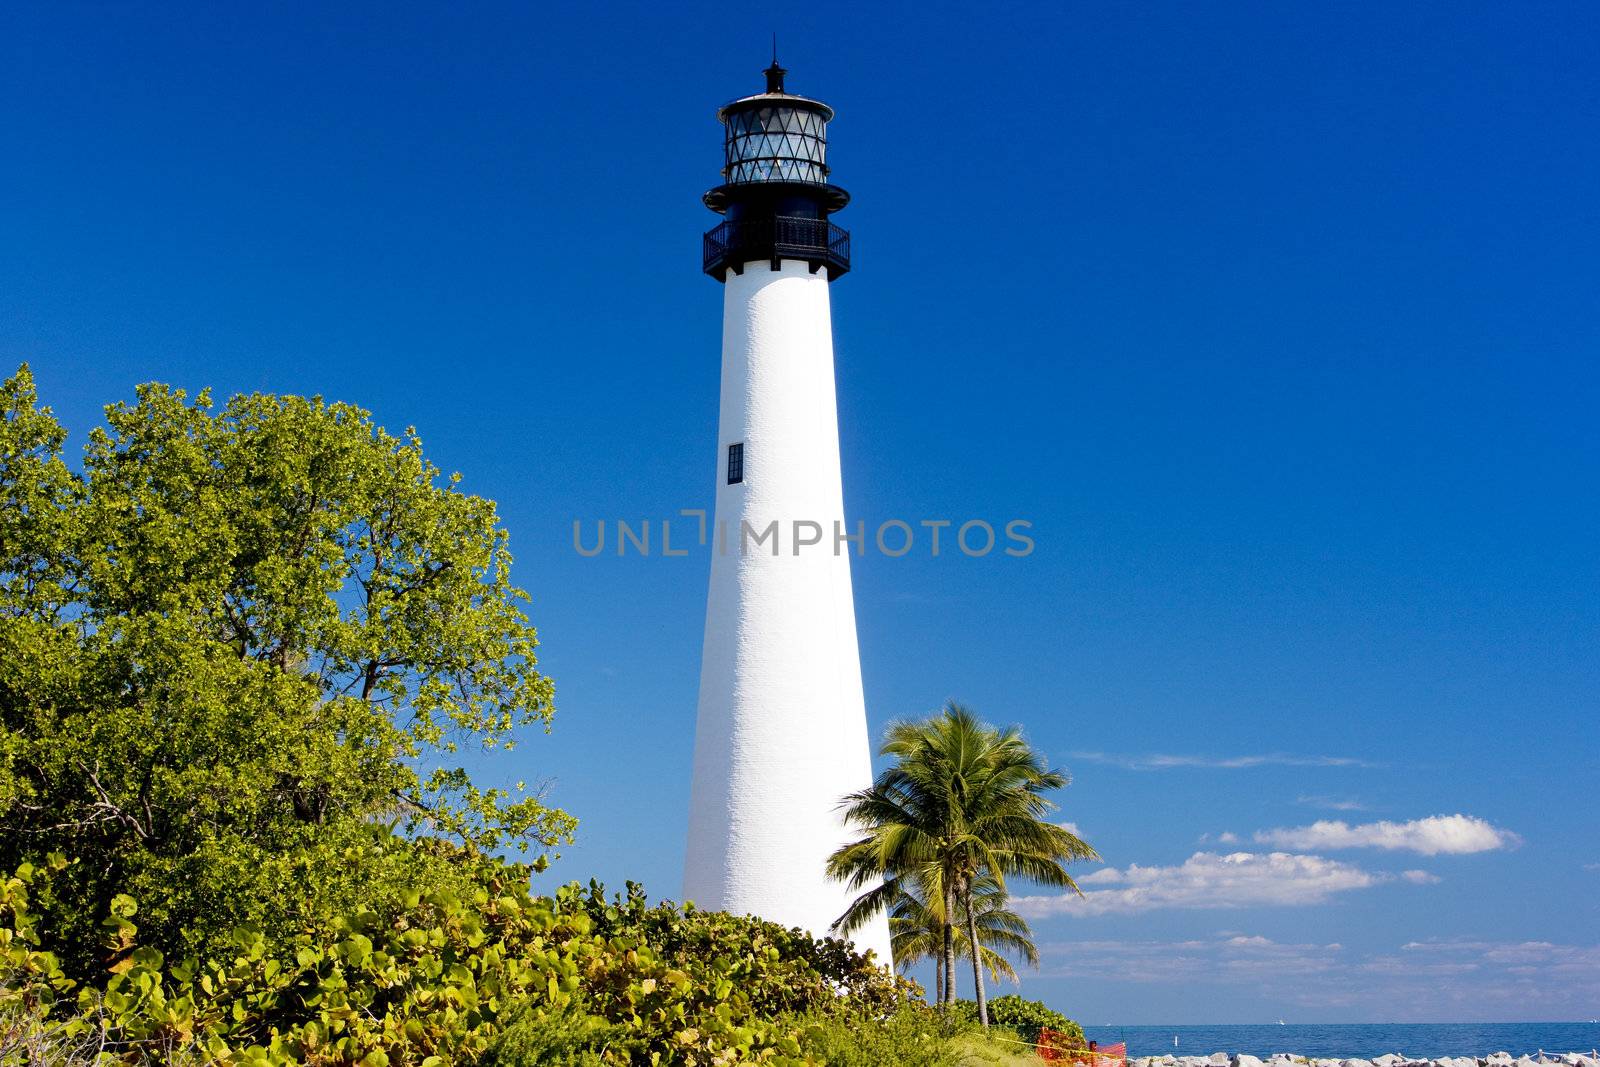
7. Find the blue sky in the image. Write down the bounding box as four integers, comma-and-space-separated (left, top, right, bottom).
4, 1, 1597, 1023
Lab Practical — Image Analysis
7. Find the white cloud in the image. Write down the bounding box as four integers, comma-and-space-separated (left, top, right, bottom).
1014, 851, 1388, 917
1388, 941, 1600, 988
1252, 814, 1520, 856
1400, 939, 1600, 974
1401, 869, 1441, 884
1297, 794, 1368, 811
1056, 821, 1084, 838
1036, 934, 1346, 983
1032, 936, 1600, 1016
1070, 751, 1379, 771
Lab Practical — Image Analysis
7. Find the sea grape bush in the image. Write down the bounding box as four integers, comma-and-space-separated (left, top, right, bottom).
550, 879, 906, 1019
991, 992, 1084, 1047
0, 855, 926, 1065
951, 993, 1086, 1048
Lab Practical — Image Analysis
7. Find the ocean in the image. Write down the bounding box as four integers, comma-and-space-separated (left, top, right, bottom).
1079, 1024, 1600, 1059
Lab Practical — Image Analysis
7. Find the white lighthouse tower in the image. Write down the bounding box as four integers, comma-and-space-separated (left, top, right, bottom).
683, 57, 893, 966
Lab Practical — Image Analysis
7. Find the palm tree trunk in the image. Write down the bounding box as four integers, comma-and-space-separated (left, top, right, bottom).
934, 953, 943, 1008
941, 882, 957, 1007
965, 890, 989, 1028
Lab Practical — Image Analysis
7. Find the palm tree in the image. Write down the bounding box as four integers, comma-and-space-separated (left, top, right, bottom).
828, 702, 1098, 1028
883, 872, 1039, 998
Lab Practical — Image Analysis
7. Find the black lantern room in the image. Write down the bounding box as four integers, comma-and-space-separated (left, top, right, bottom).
702, 59, 851, 281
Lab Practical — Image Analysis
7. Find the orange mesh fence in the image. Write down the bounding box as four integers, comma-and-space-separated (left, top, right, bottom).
1040, 1034, 1126, 1066
1036, 1029, 1067, 1062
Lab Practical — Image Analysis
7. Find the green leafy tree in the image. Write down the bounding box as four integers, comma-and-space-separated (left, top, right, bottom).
0, 365, 573, 976
828, 702, 1097, 1027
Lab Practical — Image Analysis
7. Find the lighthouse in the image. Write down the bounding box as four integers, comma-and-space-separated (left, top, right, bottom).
683, 57, 893, 966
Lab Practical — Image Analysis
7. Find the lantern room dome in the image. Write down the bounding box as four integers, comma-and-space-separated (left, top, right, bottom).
702, 59, 849, 215
718, 92, 833, 185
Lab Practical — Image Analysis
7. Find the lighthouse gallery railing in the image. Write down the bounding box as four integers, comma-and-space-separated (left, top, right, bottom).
702, 216, 850, 280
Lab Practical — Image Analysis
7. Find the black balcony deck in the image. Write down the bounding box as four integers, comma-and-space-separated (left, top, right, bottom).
702, 216, 850, 281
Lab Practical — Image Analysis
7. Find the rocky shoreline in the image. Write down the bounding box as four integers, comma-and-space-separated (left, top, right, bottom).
1132, 1053, 1600, 1067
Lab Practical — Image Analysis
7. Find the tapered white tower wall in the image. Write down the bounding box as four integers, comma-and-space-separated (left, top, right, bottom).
683, 256, 892, 966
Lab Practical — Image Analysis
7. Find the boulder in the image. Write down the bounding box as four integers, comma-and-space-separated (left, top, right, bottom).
1210, 1054, 1230, 1067
1235, 1056, 1266, 1067
1374, 1055, 1405, 1067
1344, 1059, 1375, 1067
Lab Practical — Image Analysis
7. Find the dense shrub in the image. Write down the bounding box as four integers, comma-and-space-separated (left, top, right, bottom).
784, 1002, 965, 1067
951, 993, 1085, 1048
1, 855, 938, 1065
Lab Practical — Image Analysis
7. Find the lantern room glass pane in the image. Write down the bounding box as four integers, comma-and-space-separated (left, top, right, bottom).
722, 105, 829, 185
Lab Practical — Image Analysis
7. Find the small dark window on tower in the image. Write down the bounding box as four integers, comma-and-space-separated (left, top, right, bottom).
727, 442, 744, 485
